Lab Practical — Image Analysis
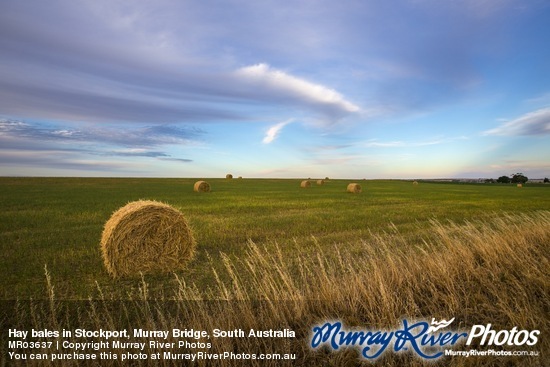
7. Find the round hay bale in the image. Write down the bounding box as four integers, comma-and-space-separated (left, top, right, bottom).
238, 176, 243, 179
347, 183, 362, 193
226, 174, 233, 179
316, 179, 325, 185
517, 183, 523, 188
100, 200, 196, 278
300, 180, 311, 188
413, 181, 419, 185
194, 180, 210, 192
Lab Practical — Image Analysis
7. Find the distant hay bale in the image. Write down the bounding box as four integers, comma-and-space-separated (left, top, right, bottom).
517, 183, 523, 188
316, 179, 325, 185
238, 176, 243, 179
300, 180, 311, 188
100, 200, 195, 278
325, 177, 329, 180
347, 183, 362, 193
194, 180, 210, 192
226, 174, 233, 179
413, 181, 419, 185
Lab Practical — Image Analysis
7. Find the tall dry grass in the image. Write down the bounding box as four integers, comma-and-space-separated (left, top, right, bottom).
2, 212, 548, 366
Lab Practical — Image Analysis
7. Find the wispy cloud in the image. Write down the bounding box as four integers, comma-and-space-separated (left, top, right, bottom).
0, 149, 129, 172
0, 119, 203, 147
104, 149, 170, 158
158, 157, 193, 163
262, 118, 294, 144
483, 108, 550, 136
236, 64, 360, 122
0, 119, 198, 170
0, 2, 362, 126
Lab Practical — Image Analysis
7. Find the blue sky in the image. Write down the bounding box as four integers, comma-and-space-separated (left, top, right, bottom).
1, 0, 549, 178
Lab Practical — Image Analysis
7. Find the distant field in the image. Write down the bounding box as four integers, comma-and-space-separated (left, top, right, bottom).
0, 177, 549, 299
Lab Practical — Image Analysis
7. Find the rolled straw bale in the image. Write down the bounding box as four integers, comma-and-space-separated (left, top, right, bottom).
100, 200, 195, 278
300, 180, 311, 188
194, 180, 210, 192
517, 183, 523, 188
413, 181, 419, 185
316, 179, 325, 185
347, 183, 362, 193
226, 174, 233, 179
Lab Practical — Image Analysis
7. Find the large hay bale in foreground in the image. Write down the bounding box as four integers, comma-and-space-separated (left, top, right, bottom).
347, 183, 362, 193
101, 200, 195, 278
300, 180, 311, 188
226, 174, 233, 179
194, 180, 211, 192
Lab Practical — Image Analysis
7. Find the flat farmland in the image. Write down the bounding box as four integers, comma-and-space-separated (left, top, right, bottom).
0, 177, 548, 299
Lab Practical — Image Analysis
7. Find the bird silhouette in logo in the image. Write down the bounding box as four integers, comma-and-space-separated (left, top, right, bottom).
427, 318, 455, 333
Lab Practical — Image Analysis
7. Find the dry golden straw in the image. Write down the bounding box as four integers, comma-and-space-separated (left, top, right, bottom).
226, 174, 233, 179
316, 179, 325, 185
517, 183, 523, 188
347, 183, 362, 193
300, 180, 311, 188
100, 200, 196, 278
194, 180, 211, 192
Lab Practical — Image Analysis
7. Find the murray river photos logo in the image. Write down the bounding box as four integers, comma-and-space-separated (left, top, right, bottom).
310, 318, 540, 360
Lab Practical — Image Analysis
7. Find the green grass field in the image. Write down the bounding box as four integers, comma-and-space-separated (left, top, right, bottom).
1, 177, 548, 300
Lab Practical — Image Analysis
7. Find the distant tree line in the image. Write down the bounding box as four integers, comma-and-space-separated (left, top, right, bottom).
485, 173, 549, 184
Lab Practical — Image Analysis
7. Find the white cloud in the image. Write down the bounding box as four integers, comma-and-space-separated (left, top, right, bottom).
236, 64, 360, 120
483, 108, 550, 136
262, 118, 294, 144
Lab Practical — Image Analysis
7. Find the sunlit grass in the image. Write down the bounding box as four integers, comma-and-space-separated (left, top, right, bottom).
2, 212, 548, 366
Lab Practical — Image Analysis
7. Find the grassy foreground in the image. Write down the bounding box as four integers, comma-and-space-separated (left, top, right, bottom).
0, 177, 549, 299
1, 211, 548, 366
